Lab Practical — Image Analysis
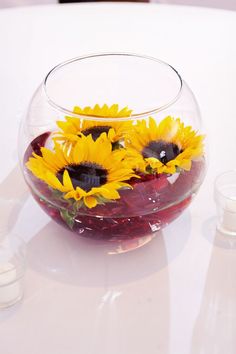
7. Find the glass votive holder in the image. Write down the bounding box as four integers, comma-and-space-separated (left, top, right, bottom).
214, 170, 236, 236
0, 234, 26, 309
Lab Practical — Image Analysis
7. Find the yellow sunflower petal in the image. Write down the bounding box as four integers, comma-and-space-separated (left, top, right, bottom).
45, 171, 65, 192
64, 190, 78, 200
117, 106, 132, 117
40, 148, 60, 170
146, 157, 163, 170
92, 187, 120, 200
56, 121, 73, 134
62, 170, 74, 191
84, 196, 98, 208
72, 139, 87, 163
177, 158, 192, 171
64, 186, 86, 200
107, 128, 117, 142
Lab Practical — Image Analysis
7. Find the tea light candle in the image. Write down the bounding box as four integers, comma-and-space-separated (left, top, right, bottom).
214, 171, 236, 236
0, 262, 21, 306
222, 199, 236, 232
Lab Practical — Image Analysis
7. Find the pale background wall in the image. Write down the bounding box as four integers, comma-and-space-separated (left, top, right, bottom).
0, 0, 56, 7
0, 0, 236, 10
153, 0, 236, 10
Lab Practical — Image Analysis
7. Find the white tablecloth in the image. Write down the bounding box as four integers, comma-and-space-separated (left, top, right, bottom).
0, 3, 236, 353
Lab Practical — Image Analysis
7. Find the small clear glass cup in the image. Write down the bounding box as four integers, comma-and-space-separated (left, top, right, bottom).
214, 170, 236, 236
0, 234, 26, 309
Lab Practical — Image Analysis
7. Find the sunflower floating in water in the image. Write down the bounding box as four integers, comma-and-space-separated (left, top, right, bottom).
125, 116, 204, 174
54, 104, 133, 146
26, 133, 137, 209
26, 103, 205, 214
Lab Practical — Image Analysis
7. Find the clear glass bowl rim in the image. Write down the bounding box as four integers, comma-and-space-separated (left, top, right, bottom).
43, 52, 183, 122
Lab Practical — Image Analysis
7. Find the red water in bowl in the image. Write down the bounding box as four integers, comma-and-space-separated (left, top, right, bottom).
24, 133, 205, 241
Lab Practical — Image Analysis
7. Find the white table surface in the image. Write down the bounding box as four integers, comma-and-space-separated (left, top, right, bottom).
0, 3, 236, 354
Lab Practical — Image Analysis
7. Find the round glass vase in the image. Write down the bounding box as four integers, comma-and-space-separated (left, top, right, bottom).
19, 53, 206, 241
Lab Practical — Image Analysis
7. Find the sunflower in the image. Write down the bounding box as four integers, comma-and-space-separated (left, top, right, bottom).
26, 133, 137, 209
54, 104, 133, 145
125, 116, 204, 174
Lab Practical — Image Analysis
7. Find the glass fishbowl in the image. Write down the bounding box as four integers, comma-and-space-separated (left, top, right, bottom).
19, 53, 206, 241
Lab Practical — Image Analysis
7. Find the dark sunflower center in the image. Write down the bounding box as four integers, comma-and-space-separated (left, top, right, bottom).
82, 126, 111, 141
57, 162, 107, 192
142, 140, 181, 164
